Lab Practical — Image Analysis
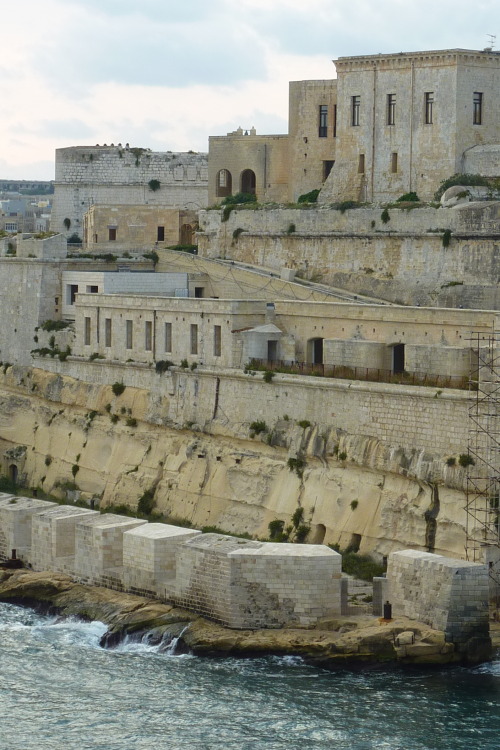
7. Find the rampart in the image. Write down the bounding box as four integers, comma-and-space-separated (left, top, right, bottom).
0, 495, 489, 640
198, 203, 500, 309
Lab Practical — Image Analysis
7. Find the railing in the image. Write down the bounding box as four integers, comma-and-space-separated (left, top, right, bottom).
247, 359, 470, 390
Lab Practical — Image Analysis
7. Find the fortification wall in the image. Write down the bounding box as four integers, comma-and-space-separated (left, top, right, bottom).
0, 365, 472, 559
388, 550, 489, 644
198, 204, 500, 308
51, 146, 208, 237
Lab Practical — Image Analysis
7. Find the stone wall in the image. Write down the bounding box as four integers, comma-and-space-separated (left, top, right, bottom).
51, 146, 208, 238
388, 549, 489, 644
0, 495, 56, 562
198, 203, 500, 309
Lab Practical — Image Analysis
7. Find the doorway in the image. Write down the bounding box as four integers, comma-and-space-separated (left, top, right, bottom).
392, 343, 405, 374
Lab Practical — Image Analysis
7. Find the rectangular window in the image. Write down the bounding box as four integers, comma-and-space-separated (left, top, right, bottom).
164, 322, 172, 353
391, 152, 398, 173
108, 227, 117, 241
105, 318, 112, 348
333, 104, 337, 137
157, 226, 165, 242
86, 285, 98, 294
68, 284, 78, 305
190, 324, 198, 355
318, 105, 328, 137
145, 321, 152, 351
358, 154, 365, 174
214, 325, 221, 357
425, 92, 434, 124
473, 92, 483, 125
84, 317, 91, 346
352, 96, 360, 126
323, 160, 335, 181
387, 94, 396, 125
126, 320, 133, 349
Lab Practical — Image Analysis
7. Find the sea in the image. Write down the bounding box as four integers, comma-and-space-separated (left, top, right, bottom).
0, 602, 499, 750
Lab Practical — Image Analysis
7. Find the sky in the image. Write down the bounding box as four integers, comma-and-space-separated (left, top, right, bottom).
1, 0, 499, 180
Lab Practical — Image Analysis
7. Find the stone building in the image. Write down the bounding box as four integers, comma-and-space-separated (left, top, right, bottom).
51, 145, 208, 239
83, 205, 198, 252
209, 48, 500, 206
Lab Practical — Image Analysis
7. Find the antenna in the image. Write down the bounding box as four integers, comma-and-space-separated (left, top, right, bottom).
486, 33, 496, 50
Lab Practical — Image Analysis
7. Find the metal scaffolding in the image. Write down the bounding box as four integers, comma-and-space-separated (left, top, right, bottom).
466, 332, 500, 590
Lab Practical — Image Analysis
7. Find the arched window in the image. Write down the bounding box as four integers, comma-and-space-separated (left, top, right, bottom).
216, 169, 232, 198
240, 169, 256, 195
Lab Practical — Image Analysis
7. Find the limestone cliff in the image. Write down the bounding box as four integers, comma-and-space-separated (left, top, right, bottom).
0, 365, 469, 560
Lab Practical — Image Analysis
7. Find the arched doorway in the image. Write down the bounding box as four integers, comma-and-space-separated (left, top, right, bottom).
9, 464, 18, 485
216, 169, 232, 198
307, 337, 324, 365
180, 224, 193, 245
312, 524, 326, 544
240, 169, 256, 195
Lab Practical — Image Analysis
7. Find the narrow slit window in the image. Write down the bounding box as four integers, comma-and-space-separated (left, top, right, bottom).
105, 318, 112, 348
358, 154, 365, 174
391, 152, 398, 173
190, 324, 198, 355
352, 96, 360, 126
473, 92, 483, 125
145, 321, 152, 351
84, 317, 91, 346
318, 105, 328, 137
164, 322, 172, 353
387, 94, 396, 125
126, 320, 133, 349
214, 325, 221, 357
425, 92, 434, 124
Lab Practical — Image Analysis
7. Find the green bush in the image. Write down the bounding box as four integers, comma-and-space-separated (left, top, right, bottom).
396, 192, 420, 202
250, 420, 268, 435
268, 519, 285, 540
286, 223, 296, 234
340, 551, 385, 581
459, 453, 475, 468
297, 189, 320, 203
126, 417, 137, 427
232, 227, 244, 239
434, 173, 490, 201
40, 320, 70, 332
297, 420, 311, 429
287, 456, 306, 478
381, 208, 390, 224
350, 500, 359, 510
148, 179, 161, 192
442, 229, 452, 248
221, 192, 257, 206
143, 250, 159, 265
71, 464, 79, 477
263, 370, 275, 383
155, 360, 174, 373
446, 456, 456, 466
111, 382, 125, 396
338, 200, 359, 214
180, 359, 189, 369
137, 489, 156, 516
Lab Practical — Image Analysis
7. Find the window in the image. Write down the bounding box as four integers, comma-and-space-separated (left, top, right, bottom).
84, 317, 91, 346
157, 226, 165, 242
391, 152, 398, 173
190, 324, 198, 355
164, 322, 172, 353
352, 96, 360, 126
68, 284, 78, 305
333, 104, 337, 138
387, 94, 396, 125
425, 92, 434, 124
318, 105, 328, 137
86, 285, 98, 293
473, 92, 483, 125
126, 320, 133, 349
145, 321, 152, 351
216, 169, 232, 198
358, 154, 365, 174
108, 227, 117, 241
105, 318, 112, 348
214, 325, 221, 357
323, 160, 335, 181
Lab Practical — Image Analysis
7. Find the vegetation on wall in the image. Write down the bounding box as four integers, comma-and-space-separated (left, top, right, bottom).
148, 179, 161, 192
433, 173, 492, 201
297, 189, 320, 204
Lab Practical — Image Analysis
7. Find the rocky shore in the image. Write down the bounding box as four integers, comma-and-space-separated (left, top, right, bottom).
1, 569, 496, 668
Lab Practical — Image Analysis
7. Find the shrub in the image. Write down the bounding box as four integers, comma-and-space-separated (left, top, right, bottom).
339, 451, 347, 461
250, 420, 268, 435
143, 250, 159, 265
263, 370, 275, 383
155, 360, 174, 373
459, 453, 475, 468
110, 414, 119, 424
286, 223, 296, 234
148, 179, 161, 192
446, 456, 456, 466
126, 417, 137, 427
221, 192, 257, 206
295, 524, 310, 543
111, 382, 125, 396
44, 455, 52, 467
350, 500, 359, 510
297, 189, 320, 203
341, 551, 385, 581
89, 352, 104, 361
297, 420, 311, 429
67, 233, 82, 245
71, 464, 79, 477
180, 359, 189, 369
287, 456, 306, 478
268, 518, 285, 540
40, 320, 70, 332
434, 173, 490, 201
232, 227, 244, 239
63, 218, 71, 230
190, 362, 198, 371
381, 208, 390, 224
442, 229, 452, 248
396, 192, 420, 202
137, 489, 156, 516
338, 200, 359, 213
